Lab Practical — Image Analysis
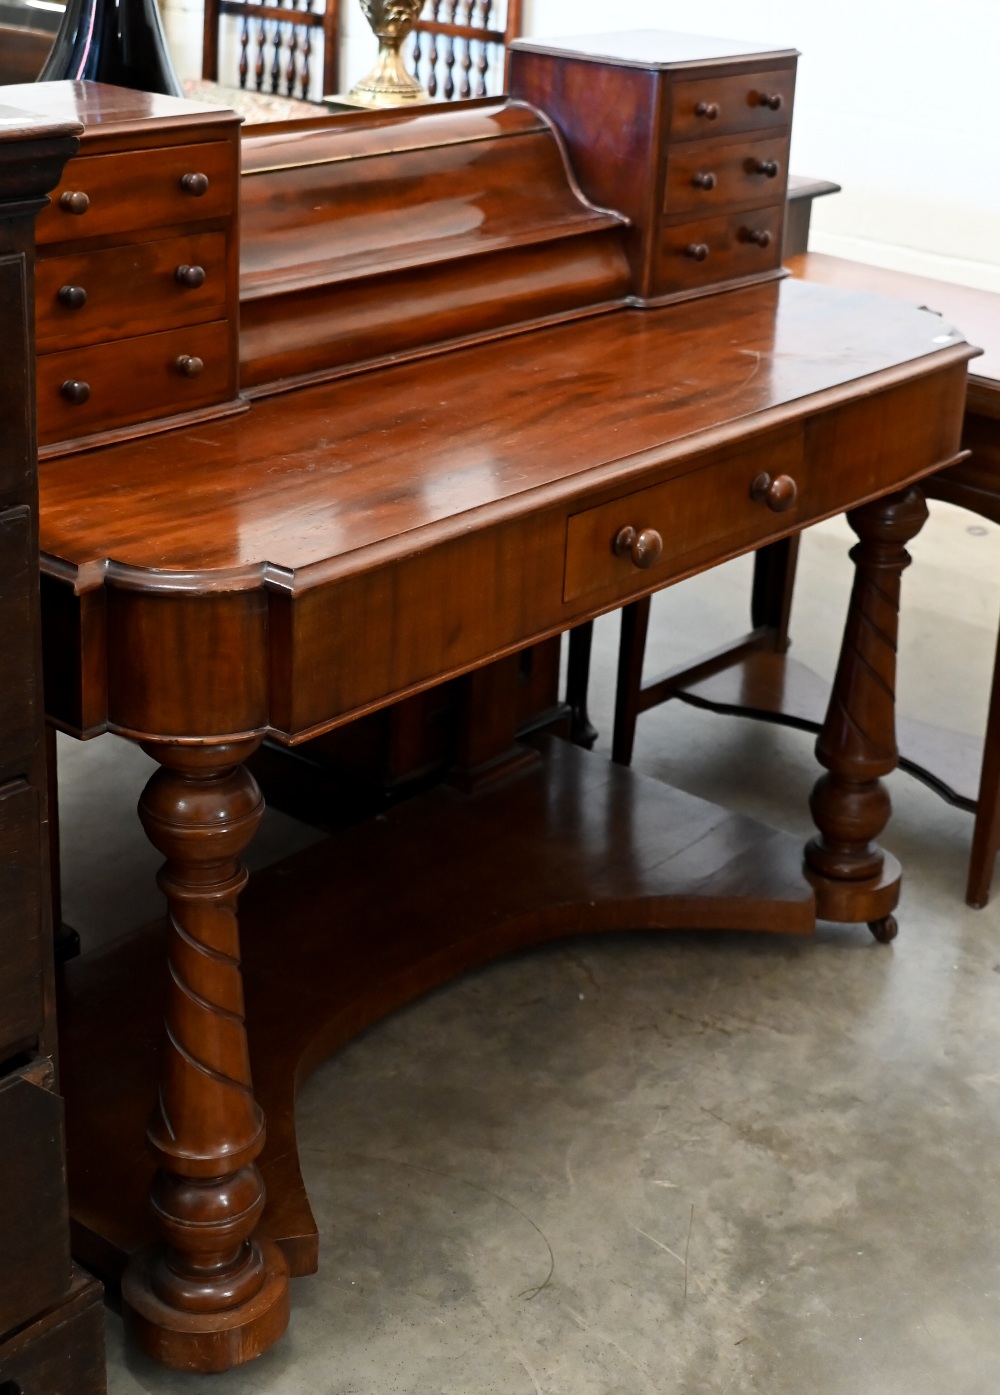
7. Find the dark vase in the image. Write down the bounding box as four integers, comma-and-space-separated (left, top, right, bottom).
38, 0, 184, 97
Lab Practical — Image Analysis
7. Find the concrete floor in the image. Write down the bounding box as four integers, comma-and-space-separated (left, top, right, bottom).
57, 504, 1000, 1394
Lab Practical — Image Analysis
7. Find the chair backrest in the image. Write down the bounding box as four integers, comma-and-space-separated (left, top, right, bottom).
409, 0, 523, 100
202, 0, 343, 101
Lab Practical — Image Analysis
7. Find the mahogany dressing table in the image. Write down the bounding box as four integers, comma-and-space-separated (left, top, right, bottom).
5, 33, 980, 1375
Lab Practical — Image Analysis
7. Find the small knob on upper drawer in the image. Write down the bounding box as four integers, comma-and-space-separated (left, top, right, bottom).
174, 354, 205, 378
740, 228, 773, 248
175, 264, 207, 288
752, 159, 780, 178
750, 472, 798, 513
60, 379, 91, 405
694, 101, 719, 119
59, 190, 90, 214
691, 171, 717, 190
757, 92, 783, 110
613, 525, 664, 570
180, 172, 210, 196
57, 284, 88, 309
684, 243, 710, 262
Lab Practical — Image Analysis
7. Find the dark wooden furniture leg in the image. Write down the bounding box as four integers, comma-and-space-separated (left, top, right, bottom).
120, 737, 290, 1373
804, 488, 929, 941
612, 596, 652, 765
750, 534, 800, 646
565, 622, 598, 749
966, 621, 1000, 907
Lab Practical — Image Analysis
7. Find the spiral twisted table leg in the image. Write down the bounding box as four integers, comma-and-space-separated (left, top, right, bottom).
804, 487, 929, 940
121, 737, 290, 1372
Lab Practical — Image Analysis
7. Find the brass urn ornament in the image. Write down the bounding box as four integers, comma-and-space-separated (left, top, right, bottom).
349, 0, 429, 106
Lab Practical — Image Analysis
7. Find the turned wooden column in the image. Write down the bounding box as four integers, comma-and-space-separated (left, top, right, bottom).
120, 737, 289, 1372
805, 487, 929, 941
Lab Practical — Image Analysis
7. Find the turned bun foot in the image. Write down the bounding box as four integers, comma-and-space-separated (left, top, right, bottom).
122, 1238, 290, 1373
868, 914, 898, 944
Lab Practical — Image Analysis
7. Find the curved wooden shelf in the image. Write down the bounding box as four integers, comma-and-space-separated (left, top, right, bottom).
60, 737, 813, 1283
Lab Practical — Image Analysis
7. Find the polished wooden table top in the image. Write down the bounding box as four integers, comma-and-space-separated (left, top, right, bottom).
789, 251, 998, 391
39, 278, 969, 585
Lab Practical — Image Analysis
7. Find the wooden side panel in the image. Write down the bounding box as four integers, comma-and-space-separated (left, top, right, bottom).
0, 508, 36, 781
105, 587, 269, 739
0, 782, 44, 1051
0, 1268, 105, 1394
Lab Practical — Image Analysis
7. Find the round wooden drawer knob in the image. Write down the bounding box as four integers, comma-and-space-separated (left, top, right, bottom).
174, 355, 205, 378
175, 264, 207, 288
613, 525, 664, 570
57, 284, 88, 309
750, 472, 798, 512
180, 172, 210, 196
757, 92, 783, 110
691, 171, 717, 190
684, 243, 710, 262
59, 190, 90, 214
60, 379, 91, 405
741, 228, 773, 248
694, 101, 719, 120
753, 159, 780, 178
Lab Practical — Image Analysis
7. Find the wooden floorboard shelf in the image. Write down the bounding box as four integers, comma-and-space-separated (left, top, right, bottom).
60, 737, 813, 1285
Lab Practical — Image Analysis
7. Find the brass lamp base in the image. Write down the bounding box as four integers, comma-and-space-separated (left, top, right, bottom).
348, 0, 429, 108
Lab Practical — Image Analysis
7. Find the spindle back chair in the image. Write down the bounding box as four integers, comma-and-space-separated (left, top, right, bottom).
409, 0, 523, 100
202, 0, 343, 103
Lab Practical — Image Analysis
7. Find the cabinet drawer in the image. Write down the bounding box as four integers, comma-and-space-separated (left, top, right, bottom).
36, 141, 234, 245
0, 1071, 72, 1337
0, 781, 44, 1051
0, 1268, 104, 1395
564, 428, 804, 604
36, 232, 228, 352
669, 67, 795, 141
37, 320, 233, 446
663, 134, 790, 218
655, 206, 783, 295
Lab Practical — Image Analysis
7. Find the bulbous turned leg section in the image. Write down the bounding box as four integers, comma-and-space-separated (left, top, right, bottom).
121, 737, 289, 1372
804, 488, 929, 936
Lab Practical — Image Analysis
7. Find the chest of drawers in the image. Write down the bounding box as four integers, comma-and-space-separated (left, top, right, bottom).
509, 29, 797, 303
4, 81, 242, 455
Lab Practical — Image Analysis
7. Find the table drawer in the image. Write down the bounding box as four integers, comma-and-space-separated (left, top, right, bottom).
36, 141, 234, 245
565, 428, 804, 603
37, 320, 233, 446
655, 205, 783, 295
36, 232, 228, 352
0, 780, 44, 1051
663, 134, 789, 218
669, 67, 795, 141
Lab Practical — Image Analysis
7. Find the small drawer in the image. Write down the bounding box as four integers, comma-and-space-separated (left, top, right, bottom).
36, 232, 228, 352
669, 68, 795, 141
655, 206, 784, 296
37, 320, 233, 446
36, 141, 234, 245
564, 428, 803, 604
663, 134, 790, 218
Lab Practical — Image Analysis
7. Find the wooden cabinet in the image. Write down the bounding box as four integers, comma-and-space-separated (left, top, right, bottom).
0, 101, 105, 1395
1, 79, 242, 455
509, 30, 796, 302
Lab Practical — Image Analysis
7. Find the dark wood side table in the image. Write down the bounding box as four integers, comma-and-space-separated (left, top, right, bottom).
0, 101, 106, 1395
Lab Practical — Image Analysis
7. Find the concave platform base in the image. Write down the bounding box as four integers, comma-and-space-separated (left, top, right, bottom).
60, 738, 814, 1287
672, 650, 983, 811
